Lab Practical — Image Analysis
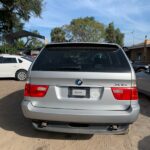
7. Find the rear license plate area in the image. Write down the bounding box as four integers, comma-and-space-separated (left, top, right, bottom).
68, 87, 90, 98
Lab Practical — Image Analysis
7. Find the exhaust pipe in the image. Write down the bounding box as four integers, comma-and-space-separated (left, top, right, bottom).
38, 122, 48, 128
108, 125, 118, 131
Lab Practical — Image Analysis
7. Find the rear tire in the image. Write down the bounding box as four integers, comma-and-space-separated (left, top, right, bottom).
136, 68, 145, 72
16, 70, 27, 81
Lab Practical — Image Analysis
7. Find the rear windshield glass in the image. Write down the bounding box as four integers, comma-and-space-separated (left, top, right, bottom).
32, 46, 130, 72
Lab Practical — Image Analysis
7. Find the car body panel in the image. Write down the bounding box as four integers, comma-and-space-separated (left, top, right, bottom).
28, 71, 132, 111
22, 43, 140, 133
22, 100, 139, 123
0, 62, 17, 77
136, 69, 150, 96
0, 54, 32, 78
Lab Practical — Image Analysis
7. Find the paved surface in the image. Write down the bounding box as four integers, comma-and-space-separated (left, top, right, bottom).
0, 80, 150, 150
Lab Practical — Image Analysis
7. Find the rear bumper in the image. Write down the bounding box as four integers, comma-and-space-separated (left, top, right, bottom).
32, 122, 129, 134
21, 100, 140, 124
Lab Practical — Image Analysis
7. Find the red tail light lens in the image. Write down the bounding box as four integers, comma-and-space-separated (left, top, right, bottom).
111, 87, 138, 100
24, 83, 49, 97
131, 87, 139, 100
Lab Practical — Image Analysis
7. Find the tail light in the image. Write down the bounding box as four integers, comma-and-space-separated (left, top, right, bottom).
24, 83, 49, 97
111, 87, 138, 100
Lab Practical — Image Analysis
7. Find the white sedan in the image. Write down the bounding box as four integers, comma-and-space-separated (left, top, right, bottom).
0, 54, 32, 81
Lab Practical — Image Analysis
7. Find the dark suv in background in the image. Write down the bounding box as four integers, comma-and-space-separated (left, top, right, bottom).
132, 61, 149, 72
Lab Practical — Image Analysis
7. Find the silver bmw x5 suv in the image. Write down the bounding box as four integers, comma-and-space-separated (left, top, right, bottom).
22, 43, 140, 134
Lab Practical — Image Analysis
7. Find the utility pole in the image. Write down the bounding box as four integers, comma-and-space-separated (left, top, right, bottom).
131, 31, 134, 46
144, 35, 147, 63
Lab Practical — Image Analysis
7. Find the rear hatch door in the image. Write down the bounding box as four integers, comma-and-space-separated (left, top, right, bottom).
29, 44, 132, 111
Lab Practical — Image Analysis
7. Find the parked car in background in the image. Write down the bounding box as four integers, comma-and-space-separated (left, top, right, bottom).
22, 43, 139, 134
0, 54, 32, 81
132, 61, 149, 72
136, 66, 150, 97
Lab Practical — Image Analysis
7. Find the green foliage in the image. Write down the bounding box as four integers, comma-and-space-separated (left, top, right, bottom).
105, 22, 124, 46
25, 30, 44, 49
50, 17, 105, 42
115, 28, 124, 46
0, 0, 43, 33
50, 18, 124, 45
105, 22, 116, 43
51, 27, 66, 42
0, 44, 17, 54
15, 39, 25, 49
27, 38, 43, 49
14, 30, 44, 49
64, 17, 105, 42
0, 30, 44, 54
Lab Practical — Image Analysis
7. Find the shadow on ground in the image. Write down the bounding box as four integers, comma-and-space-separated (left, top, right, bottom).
138, 136, 150, 150
139, 93, 150, 117
0, 90, 92, 140
0, 78, 15, 81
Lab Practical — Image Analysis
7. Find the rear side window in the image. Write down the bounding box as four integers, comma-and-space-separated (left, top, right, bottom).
32, 46, 130, 72
3, 57, 17, 63
21, 56, 33, 62
18, 59, 23, 63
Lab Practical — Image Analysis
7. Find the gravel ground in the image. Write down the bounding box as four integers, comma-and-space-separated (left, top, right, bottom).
0, 80, 150, 150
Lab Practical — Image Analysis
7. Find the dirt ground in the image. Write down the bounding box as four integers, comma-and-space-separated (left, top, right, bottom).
0, 80, 150, 150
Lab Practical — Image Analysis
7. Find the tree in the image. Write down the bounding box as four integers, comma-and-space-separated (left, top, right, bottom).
50, 17, 105, 42
0, 44, 17, 54
19, 30, 44, 49
0, 30, 44, 54
105, 22, 124, 46
15, 39, 25, 49
0, 0, 43, 34
64, 17, 105, 42
105, 22, 116, 43
27, 37, 43, 49
50, 18, 124, 45
51, 27, 66, 42
115, 28, 124, 46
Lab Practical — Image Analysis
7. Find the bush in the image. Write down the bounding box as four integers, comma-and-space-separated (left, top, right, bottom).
0, 44, 17, 54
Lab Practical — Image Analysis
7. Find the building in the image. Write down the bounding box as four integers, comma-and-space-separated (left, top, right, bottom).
127, 40, 150, 64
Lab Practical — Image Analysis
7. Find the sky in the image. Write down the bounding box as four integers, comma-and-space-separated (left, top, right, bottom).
25, 0, 150, 46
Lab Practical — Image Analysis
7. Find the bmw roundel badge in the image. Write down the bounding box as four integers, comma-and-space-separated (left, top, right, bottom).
75, 79, 83, 86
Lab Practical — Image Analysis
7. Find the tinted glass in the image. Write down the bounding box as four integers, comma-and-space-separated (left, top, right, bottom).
22, 56, 33, 62
32, 47, 130, 72
18, 59, 23, 63
0, 57, 3, 63
3, 58, 17, 63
